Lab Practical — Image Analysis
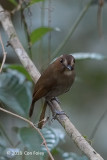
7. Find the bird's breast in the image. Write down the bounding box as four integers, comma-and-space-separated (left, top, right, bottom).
46, 70, 75, 99
64, 70, 73, 76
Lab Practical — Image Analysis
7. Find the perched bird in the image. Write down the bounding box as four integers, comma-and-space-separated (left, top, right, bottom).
29, 54, 75, 117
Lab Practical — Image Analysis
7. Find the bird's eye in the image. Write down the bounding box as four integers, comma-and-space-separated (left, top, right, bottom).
60, 58, 63, 63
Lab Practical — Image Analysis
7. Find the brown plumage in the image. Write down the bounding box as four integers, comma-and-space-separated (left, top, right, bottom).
29, 54, 75, 117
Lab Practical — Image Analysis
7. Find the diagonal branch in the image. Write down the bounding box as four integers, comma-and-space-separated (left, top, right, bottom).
0, 33, 7, 73
0, 107, 54, 160
0, 5, 104, 160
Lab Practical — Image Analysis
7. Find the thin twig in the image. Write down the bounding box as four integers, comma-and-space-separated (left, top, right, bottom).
48, 0, 52, 62
52, 0, 94, 59
21, 5, 32, 58
0, 33, 7, 73
97, 0, 104, 37
0, 107, 54, 160
90, 109, 107, 140
39, 1, 45, 70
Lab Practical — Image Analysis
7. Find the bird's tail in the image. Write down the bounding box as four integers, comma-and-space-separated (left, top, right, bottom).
38, 100, 48, 129
29, 100, 35, 117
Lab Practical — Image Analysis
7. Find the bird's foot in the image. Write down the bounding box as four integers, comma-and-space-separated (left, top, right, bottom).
51, 97, 61, 104
51, 110, 68, 121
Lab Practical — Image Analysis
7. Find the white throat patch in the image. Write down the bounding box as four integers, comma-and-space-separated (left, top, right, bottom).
64, 70, 72, 76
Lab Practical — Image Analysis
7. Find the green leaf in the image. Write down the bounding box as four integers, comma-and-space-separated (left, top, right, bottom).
0, 71, 32, 117
30, 27, 53, 44
19, 127, 42, 150
19, 127, 64, 152
0, 133, 6, 148
41, 128, 65, 152
19, 127, 48, 160
4, 64, 32, 81
30, 0, 45, 6
8, 0, 18, 6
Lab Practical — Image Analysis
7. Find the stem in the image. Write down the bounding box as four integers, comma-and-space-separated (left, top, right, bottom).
52, 0, 94, 59
39, 0, 45, 70
97, 0, 104, 37
48, 0, 52, 62
0, 33, 7, 72
90, 109, 107, 139
21, 5, 32, 59
0, 107, 54, 160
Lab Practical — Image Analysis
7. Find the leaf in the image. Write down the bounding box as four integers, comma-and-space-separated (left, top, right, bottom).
19, 127, 42, 150
4, 64, 32, 81
8, 0, 18, 6
19, 127, 48, 160
62, 152, 88, 160
0, 133, 6, 148
51, 52, 106, 65
0, 71, 32, 117
41, 128, 65, 152
30, 0, 45, 6
30, 27, 53, 44
71, 52, 106, 60
19, 127, 65, 156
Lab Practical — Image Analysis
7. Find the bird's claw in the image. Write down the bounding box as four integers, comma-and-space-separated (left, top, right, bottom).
51, 110, 68, 121
51, 97, 61, 104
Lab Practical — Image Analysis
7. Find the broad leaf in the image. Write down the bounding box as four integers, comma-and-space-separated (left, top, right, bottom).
41, 128, 65, 152
19, 127, 42, 151
30, 27, 53, 44
4, 64, 32, 81
0, 71, 32, 117
19, 127, 65, 152
0, 132, 6, 148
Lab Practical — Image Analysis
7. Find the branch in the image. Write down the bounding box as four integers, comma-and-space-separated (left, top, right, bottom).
0, 33, 7, 73
0, 5, 104, 160
0, 107, 54, 160
97, 0, 104, 37
0, 7, 40, 82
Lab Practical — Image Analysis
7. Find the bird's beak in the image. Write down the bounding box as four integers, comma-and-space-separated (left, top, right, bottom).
66, 65, 73, 70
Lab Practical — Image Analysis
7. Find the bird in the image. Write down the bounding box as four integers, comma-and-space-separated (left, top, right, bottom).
29, 54, 75, 118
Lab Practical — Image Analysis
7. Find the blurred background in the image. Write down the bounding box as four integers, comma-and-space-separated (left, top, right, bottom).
0, 0, 107, 160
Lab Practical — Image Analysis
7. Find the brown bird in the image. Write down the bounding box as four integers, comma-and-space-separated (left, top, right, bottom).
29, 54, 75, 117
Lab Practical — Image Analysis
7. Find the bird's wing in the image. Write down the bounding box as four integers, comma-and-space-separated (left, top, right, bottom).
33, 87, 48, 102
29, 87, 48, 117
32, 67, 57, 100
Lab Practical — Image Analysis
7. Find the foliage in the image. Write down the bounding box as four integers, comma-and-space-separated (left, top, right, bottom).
4, 64, 32, 81
29, 0, 45, 6
0, 70, 32, 117
0, 124, 88, 160
0, 0, 107, 159
30, 27, 53, 45
8, 0, 18, 6
62, 152, 88, 160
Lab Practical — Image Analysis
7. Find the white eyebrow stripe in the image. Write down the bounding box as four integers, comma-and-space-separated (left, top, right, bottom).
64, 58, 67, 66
